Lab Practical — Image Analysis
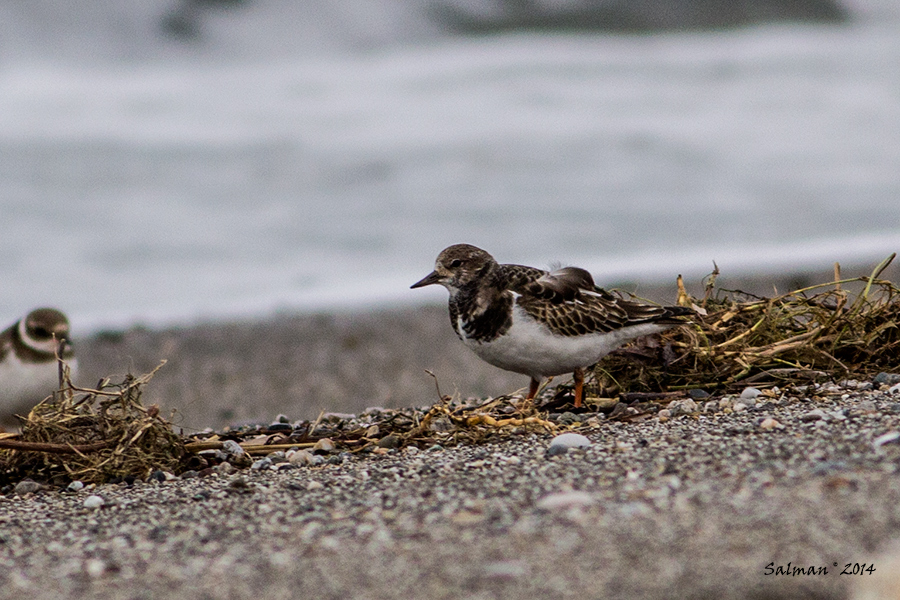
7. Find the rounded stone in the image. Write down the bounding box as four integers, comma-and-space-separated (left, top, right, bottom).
221, 440, 245, 456
547, 433, 591, 456
250, 458, 272, 470
874, 373, 900, 386
376, 434, 401, 449
288, 449, 315, 466
740, 387, 762, 400
668, 398, 699, 416
556, 412, 579, 425
14, 479, 42, 496
536, 490, 594, 510
313, 438, 335, 454
801, 409, 828, 422
83, 495, 105, 509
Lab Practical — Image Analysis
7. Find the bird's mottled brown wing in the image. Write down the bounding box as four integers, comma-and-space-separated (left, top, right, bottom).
497, 264, 547, 291
515, 268, 690, 337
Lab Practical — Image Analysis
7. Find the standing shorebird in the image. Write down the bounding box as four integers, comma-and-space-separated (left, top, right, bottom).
0, 308, 76, 428
411, 244, 690, 408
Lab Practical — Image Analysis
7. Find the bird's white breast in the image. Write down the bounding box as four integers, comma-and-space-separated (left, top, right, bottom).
0, 353, 76, 422
459, 304, 668, 380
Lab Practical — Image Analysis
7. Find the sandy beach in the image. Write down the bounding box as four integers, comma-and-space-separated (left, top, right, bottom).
2, 280, 900, 600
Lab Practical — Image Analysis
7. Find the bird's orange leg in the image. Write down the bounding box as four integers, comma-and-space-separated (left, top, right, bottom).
527, 378, 540, 401
516, 378, 540, 412
573, 368, 584, 409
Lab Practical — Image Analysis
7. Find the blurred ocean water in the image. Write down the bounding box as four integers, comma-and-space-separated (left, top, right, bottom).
1, 1, 899, 331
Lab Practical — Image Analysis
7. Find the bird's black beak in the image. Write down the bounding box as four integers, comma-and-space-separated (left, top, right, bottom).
410, 270, 443, 289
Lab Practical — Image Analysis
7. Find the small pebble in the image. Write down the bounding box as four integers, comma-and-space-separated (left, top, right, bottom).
556, 412, 579, 425
14, 479, 43, 496
874, 373, 900, 386
801, 409, 828, 422
873, 431, 900, 449
251, 458, 273, 470
376, 434, 401, 449
889, 383, 900, 395
592, 398, 619, 409
288, 449, 315, 466
307, 480, 324, 491
313, 438, 335, 454
66, 481, 84, 492
856, 400, 877, 412
83, 495, 105, 509
428, 417, 455, 432
827, 410, 847, 421
221, 440, 245, 456
536, 490, 594, 510
85, 559, 106, 578
741, 387, 762, 400
227, 476, 251, 490
213, 462, 237, 475
547, 433, 592, 456
482, 560, 527, 579
668, 398, 699, 417
759, 418, 781, 430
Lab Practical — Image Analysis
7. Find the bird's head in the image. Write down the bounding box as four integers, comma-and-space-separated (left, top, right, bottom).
20, 308, 72, 355
410, 244, 497, 293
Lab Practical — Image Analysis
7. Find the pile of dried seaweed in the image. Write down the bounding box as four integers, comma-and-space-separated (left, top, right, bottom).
183, 393, 556, 462
590, 254, 899, 396
0, 362, 184, 486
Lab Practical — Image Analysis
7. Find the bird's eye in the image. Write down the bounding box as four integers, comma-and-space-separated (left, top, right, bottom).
32, 327, 51, 339
449, 259, 463, 268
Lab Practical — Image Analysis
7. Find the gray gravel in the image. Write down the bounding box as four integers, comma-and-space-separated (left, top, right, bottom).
3, 379, 900, 599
